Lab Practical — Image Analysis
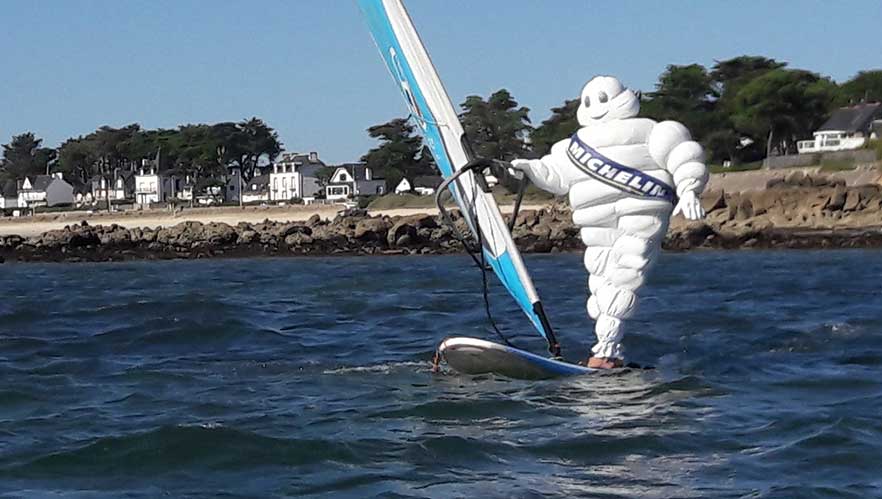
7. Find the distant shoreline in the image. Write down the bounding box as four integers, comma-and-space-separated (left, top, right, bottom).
2, 168, 881, 263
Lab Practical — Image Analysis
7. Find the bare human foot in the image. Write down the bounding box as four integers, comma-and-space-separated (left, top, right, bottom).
586, 356, 624, 369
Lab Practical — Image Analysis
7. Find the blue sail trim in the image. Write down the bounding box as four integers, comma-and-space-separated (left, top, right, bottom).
358, 0, 551, 342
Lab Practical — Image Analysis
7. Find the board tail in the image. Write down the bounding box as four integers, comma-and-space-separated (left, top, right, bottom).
357, 0, 559, 354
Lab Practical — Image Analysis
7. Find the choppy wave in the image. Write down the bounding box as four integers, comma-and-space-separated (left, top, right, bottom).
0, 252, 881, 497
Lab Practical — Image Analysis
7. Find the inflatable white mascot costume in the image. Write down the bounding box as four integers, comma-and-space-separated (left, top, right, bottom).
510, 76, 708, 369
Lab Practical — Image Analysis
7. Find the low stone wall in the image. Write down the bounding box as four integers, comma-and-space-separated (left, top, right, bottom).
764, 154, 819, 169
764, 148, 878, 169
708, 165, 880, 193
821, 148, 877, 164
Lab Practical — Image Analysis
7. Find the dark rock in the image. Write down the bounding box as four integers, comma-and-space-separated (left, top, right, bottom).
701, 190, 726, 213
783, 171, 807, 187
285, 232, 314, 247
239, 230, 257, 244
824, 186, 847, 211
276, 223, 312, 238
843, 190, 861, 212
354, 217, 392, 241
735, 197, 754, 221
515, 209, 540, 228
204, 222, 238, 245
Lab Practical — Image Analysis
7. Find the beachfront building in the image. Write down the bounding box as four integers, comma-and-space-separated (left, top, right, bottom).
270, 162, 301, 202
90, 170, 135, 203
394, 175, 442, 196
73, 186, 93, 207
225, 168, 242, 203
242, 174, 270, 204
325, 163, 386, 201
16, 173, 74, 208
177, 176, 195, 202
797, 102, 882, 154
274, 151, 326, 202
1, 181, 18, 209
134, 163, 177, 206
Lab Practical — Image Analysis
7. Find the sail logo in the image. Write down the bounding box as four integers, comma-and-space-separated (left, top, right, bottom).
567, 133, 676, 203
389, 48, 427, 131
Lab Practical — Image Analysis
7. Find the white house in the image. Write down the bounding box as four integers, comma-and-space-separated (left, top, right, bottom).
90, 170, 135, 203
270, 163, 301, 201
394, 175, 443, 196
274, 151, 326, 202
134, 163, 177, 206
325, 163, 386, 201
797, 102, 882, 154
17, 173, 74, 208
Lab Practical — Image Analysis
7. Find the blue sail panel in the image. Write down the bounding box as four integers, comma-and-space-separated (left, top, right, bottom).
357, 0, 554, 345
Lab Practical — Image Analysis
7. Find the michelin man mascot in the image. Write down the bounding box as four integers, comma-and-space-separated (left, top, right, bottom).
510, 76, 708, 369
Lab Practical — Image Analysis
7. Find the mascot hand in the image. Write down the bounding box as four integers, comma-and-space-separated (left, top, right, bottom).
673, 190, 705, 220
506, 159, 533, 180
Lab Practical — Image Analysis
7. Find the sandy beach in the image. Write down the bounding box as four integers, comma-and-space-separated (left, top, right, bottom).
0, 203, 554, 238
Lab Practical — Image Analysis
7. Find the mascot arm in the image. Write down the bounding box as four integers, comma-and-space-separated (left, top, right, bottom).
648, 121, 709, 197
510, 140, 571, 196
648, 120, 708, 220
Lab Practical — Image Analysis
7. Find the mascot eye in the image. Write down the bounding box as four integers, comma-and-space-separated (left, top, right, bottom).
583, 96, 591, 107
598, 92, 609, 103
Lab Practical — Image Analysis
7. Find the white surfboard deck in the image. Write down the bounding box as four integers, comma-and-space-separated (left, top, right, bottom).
438, 337, 595, 380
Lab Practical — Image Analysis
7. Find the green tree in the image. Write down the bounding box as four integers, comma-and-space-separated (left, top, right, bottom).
360, 118, 429, 191
705, 56, 786, 163
314, 166, 335, 191
56, 137, 98, 187
1, 133, 57, 182
459, 89, 532, 161
226, 118, 282, 180
640, 64, 718, 142
710, 56, 786, 103
530, 98, 579, 156
732, 69, 838, 156
838, 70, 882, 105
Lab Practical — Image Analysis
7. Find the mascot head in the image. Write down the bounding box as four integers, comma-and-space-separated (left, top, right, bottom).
577, 76, 640, 126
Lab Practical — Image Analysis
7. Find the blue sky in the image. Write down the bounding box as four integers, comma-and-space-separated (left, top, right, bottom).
2, 0, 879, 164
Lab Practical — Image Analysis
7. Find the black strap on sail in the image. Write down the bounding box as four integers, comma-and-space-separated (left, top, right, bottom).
434, 158, 561, 358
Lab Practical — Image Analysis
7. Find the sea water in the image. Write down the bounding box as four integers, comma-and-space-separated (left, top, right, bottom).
1, 251, 880, 497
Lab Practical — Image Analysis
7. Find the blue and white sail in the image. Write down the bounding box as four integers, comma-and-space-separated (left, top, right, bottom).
357, 0, 558, 353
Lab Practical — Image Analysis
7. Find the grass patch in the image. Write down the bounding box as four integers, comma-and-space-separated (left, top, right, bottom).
367, 193, 440, 210
819, 158, 857, 172
708, 161, 763, 174
868, 139, 882, 160
33, 204, 77, 214
367, 184, 559, 210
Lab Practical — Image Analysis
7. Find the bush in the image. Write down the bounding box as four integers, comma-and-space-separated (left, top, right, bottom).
356, 195, 375, 209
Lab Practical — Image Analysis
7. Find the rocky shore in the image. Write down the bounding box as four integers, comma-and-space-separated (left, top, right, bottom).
1, 172, 881, 263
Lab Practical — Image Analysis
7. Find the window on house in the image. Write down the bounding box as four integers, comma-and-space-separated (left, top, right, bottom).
273, 178, 278, 191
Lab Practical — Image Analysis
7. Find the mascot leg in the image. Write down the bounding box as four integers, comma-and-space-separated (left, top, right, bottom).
578, 197, 672, 363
